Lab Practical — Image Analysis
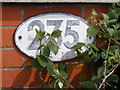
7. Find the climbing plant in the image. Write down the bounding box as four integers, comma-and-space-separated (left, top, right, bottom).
78, 3, 120, 89
31, 29, 72, 88
31, 3, 120, 89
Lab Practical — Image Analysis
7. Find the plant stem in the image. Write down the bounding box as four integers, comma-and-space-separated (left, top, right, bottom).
62, 77, 75, 89
93, 17, 106, 33
98, 63, 120, 90
39, 71, 48, 87
43, 36, 51, 45
104, 39, 111, 76
39, 39, 42, 55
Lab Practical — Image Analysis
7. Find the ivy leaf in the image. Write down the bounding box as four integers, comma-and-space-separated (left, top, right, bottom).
46, 59, 54, 74
37, 55, 48, 68
31, 59, 42, 69
108, 50, 114, 56
51, 30, 62, 38
97, 68, 104, 76
102, 13, 109, 20
107, 19, 117, 24
50, 37, 57, 46
48, 44, 59, 55
79, 81, 94, 88
113, 24, 120, 30
107, 28, 115, 36
113, 30, 120, 40
101, 50, 106, 59
43, 46, 50, 57
87, 25, 99, 38
87, 43, 99, 51
91, 9, 98, 17
72, 42, 86, 49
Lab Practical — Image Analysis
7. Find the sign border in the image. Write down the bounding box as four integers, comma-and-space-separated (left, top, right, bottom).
14, 12, 90, 62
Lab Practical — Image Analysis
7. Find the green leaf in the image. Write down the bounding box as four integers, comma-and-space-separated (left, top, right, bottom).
35, 35, 40, 40
37, 55, 48, 68
79, 81, 94, 88
87, 43, 99, 51
91, 76, 101, 84
51, 30, 62, 38
101, 50, 106, 59
48, 44, 59, 55
107, 28, 115, 36
46, 59, 54, 74
50, 37, 57, 46
52, 74, 62, 79
113, 30, 120, 40
91, 9, 98, 17
113, 24, 120, 30
37, 29, 45, 39
87, 25, 99, 38
59, 70, 68, 79
38, 45, 44, 49
35, 29, 39, 34
108, 50, 114, 56
97, 68, 104, 76
31, 59, 42, 69
107, 74, 119, 83
58, 80, 63, 88
107, 19, 117, 24
43, 46, 50, 57
84, 56, 92, 63
51, 80, 59, 88
109, 45, 119, 52
72, 42, 86, 49
102, 13, 109, 20
58, 64, 66, 71
46, 33, 51, 36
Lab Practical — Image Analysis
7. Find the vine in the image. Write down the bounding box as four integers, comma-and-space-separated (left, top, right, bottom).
31, 3, 120, 89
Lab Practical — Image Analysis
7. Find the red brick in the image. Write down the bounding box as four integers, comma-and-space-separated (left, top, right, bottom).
67, 64, 92, 82
84, 6, 109, 19
2, 7, 22, 25
0, 69, 2, 87
24, 6, 82, 19
0, 28, 15, 47
0, 49, 23, 67
23, 56, 33, 67
2, 68, 44, 87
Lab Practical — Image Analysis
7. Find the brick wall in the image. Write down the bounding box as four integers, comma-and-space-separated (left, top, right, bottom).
0, 3, 109, 89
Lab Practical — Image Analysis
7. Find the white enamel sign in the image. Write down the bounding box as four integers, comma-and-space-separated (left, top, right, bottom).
14, 12, 93, 61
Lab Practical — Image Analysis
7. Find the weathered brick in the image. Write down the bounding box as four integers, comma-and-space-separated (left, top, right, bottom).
2, 68, 42, 87
0, 49, 23, 67
2, 7, 22, 25
24, 6, 82, 19
0, 28, 16, 47
84, 6, 108, 19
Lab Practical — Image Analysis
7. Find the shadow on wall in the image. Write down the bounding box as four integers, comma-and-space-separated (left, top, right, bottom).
11, 68, 44, 89
11, 63, 92, 89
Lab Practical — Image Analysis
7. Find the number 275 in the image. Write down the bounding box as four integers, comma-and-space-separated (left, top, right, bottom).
28, 20, 79, 49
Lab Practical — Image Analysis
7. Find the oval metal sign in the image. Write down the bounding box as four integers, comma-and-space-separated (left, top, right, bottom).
14, 12, 93, 61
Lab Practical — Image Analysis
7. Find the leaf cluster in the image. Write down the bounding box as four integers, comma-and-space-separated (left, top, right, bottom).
31, 29, 68, 88
77, 4, 120, 89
